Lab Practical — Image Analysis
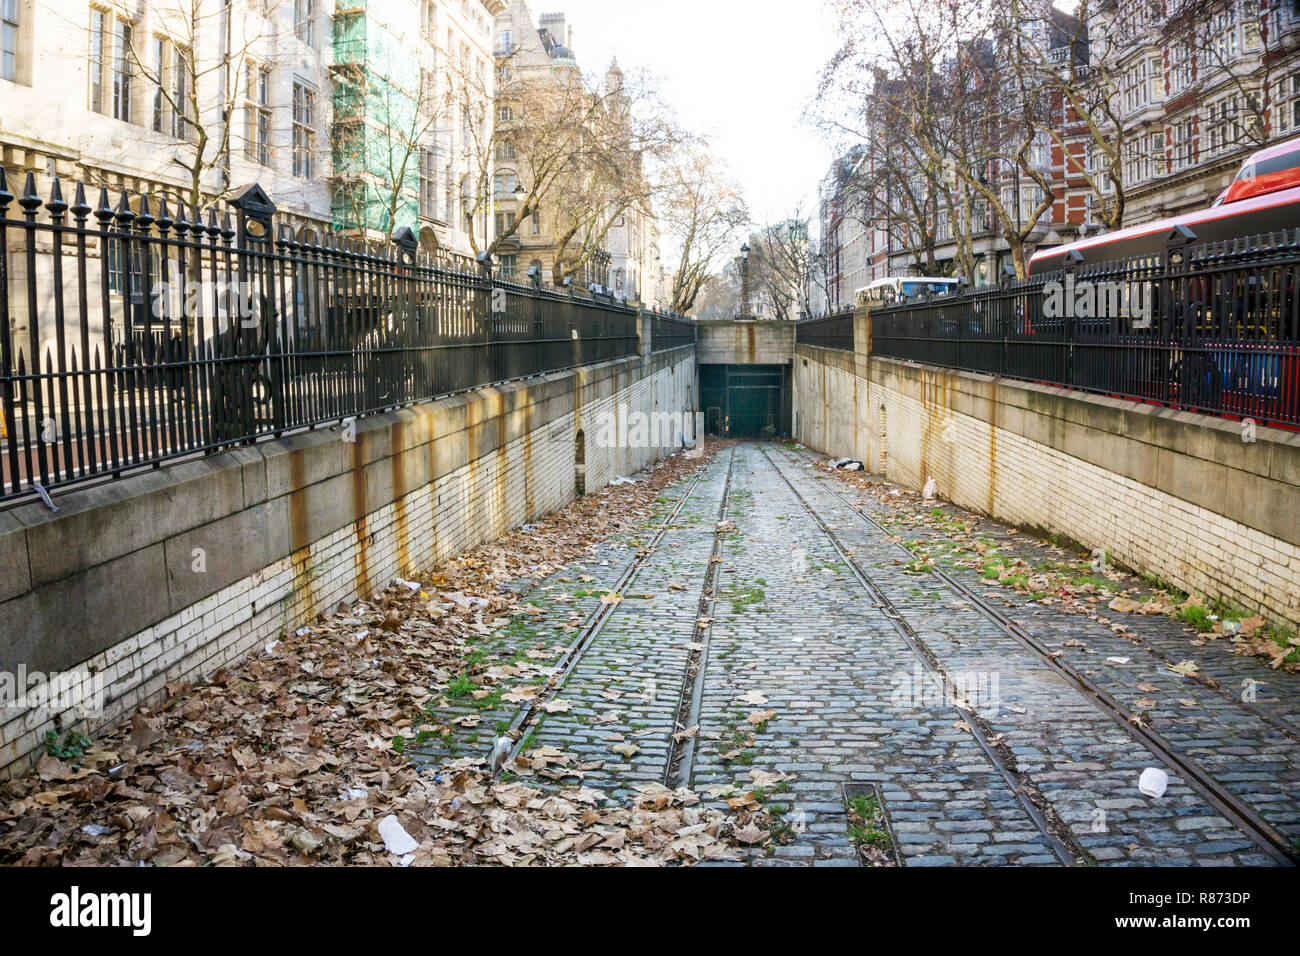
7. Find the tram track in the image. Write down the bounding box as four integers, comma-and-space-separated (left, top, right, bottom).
757, 445, 1083, 865
492, 449, 723, 775
767, 444, 1299, 867
664, 447, 737, 789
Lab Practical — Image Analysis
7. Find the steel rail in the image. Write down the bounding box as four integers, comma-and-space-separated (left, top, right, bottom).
664, 447, 737, 789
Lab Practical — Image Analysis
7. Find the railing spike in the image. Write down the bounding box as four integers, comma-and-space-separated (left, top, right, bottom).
94, 186, 113, 225
46, 177, 68, 218
115, 188, 135, 223
18, 170, 41, 213
156, 196, 173, 233
70, 182, 91, 220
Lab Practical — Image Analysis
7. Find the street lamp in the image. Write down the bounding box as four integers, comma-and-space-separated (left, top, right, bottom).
739, 243, 751, 318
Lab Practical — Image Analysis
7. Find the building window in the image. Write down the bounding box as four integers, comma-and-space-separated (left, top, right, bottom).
172, 46, 190, 139
113, 18, 133, 121
1, 0, 18, 82
495, 211, 512, 237
419, 148, 438, 220
493, 171, 517, 199
498, 105, 513, 122
1171, 117, 1196, 170
89, 9, 106, 111
499, 254, 517, 278
90, 12, 134, 121
295, 0, 314, 45
292, 81, 316, 176
1277, 73, 1300, 135
1207, 96, 1243, 154
530, 211, 540, 236
246, 64, 271, 166
421, 0, 436, 37
495, 140, 516, 161
151, 36, 166, 132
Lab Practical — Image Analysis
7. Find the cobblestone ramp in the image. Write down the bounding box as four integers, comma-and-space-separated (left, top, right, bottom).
691, 445, 1067, 866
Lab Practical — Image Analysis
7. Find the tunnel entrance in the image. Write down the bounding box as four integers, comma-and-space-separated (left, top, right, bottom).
700, 365, 792, 438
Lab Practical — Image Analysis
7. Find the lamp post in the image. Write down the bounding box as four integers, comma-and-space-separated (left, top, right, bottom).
739, 242, 751, 318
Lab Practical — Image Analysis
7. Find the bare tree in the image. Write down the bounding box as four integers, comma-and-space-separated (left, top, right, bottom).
545, 68, 684, 284
1009, 0, 1132, 232
113, 0, 279, 211
658, 147, 749, 314
820, 0, 1062, 277
749, 216, 815, 320
1173, 0, 1277, 150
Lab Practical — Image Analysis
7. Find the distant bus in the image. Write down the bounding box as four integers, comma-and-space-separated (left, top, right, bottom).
856, 276, 962, 306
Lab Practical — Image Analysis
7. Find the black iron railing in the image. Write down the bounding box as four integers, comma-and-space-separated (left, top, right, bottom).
650, 311, 697, 352
796, 308, 855, 351
0, 170, 673, 504
866, 231, 1300, 429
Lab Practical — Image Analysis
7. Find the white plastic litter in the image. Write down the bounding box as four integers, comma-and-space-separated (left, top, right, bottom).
82, 824, 112, 836
392, 578, 421, 591
922, 476, 938, 500
1222, 621, 1242, 636
377, 815, 419, 855
488, 736, 513, 773
1105, 656, 1131, 665
343, 787, 368, 801
1138, 767, 1169, 798
609, 475, 637, 486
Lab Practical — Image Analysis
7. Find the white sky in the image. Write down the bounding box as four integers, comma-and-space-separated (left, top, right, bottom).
545, 0, 843, 225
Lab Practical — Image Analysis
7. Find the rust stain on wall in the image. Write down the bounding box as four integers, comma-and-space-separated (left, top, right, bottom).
391, 420, 411, 575
466, 399, 483, 541
987, 381, 999, 516
428, 428, 442, 565
522, 401, 536, 518
494, 392, 509, 534
351, 436, 371, 599
288, 448, 315, 612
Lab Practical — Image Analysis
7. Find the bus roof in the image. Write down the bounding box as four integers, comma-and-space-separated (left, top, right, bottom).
1029, 183, 1300, 266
